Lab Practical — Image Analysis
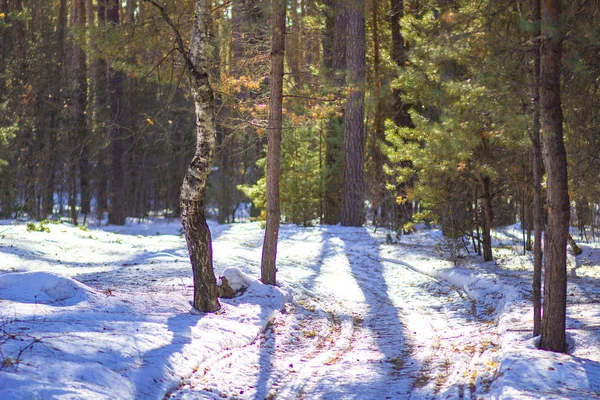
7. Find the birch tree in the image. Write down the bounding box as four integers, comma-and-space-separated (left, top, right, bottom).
145, 0, 220, 312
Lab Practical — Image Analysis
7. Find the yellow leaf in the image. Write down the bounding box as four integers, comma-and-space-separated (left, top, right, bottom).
146, 118, 154, 125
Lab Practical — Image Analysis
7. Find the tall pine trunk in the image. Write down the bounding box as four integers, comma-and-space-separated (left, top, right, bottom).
0, 0, 6, 77
107, 0, 126, 225
477, 173, 494, 262
390, 0, 413, 226
261, 0, 286, 286
539, 0, 568, 353
370, 0, 386, 226
323, 0, 346, 224
340, 0, 365, 227
71, 0, 90, 222
94, 0, 109, 221
531, 0, 543, 338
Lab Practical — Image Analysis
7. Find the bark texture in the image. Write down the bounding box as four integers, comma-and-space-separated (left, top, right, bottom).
71, 0, 90, 220
531, 0, 543, 337
370, 1, 387, 226
478, 173, 494, 262
260, 0, 286, 286
0, 0, 6, 77
340, 0, 366, 227
107, 0, 126, 225
390, 0, 414, 226
539, 0, 568, 353
323, 0, 347, 225
94, 0, 109, 220
179, 0, 221, 312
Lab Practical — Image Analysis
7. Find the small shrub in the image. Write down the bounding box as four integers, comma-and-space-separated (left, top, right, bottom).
434, 237, 464, 265
403, 222, 416, 234
386, 232, 395, 244
26, 220, 50, 233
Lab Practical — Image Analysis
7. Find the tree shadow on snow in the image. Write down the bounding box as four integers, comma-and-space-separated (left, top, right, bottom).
298, 226, 416, 399
254, 307, 276, 400
130, 312, 207, 398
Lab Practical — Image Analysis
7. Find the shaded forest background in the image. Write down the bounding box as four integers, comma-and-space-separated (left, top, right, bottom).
1, 0, 599, 248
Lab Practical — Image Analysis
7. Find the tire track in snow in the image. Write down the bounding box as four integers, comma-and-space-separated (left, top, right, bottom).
170, 225, 500, 399
168, 282, 355, 399
319, 242, 500, 399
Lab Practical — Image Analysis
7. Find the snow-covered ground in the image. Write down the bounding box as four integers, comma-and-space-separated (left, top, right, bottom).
0, 218, 598, 399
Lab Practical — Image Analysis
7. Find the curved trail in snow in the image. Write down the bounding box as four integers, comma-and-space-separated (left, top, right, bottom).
170, 226, 500, 399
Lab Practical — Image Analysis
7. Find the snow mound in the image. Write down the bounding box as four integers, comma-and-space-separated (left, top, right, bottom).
219, 267, 255, 292
0, 271, 92, 305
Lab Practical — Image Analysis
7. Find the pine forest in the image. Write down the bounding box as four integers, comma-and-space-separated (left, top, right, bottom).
1, 0, 600, 398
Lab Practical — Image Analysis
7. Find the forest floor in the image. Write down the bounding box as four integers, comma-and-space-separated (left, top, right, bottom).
0, 218, 599, 399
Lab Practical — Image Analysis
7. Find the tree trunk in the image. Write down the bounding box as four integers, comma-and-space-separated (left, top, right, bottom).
127, 0, 136, 23
175, 0, 220, 312
0, 0, 6, 77
94, 0, 109, 221
71, 0, 90, 220
261, 0, 286, 286
390, 0, 414, 226
531, 0, 543, 338
370, 0, 387, 226
539, 0, 568, 353
217, 126, 233, 224
40, 0, 67, 218
340, 0, 366, 227
478, 173, 494, 262
568, 234, 582, 255
322, 0, 334, 71
323, 0, 346, 224
107, 0, 126, 225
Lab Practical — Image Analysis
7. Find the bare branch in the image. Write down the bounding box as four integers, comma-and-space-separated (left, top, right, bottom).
142, 0, 197, 76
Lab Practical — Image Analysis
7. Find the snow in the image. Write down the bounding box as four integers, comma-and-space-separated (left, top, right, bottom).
218, 267, 255, 292
0, 219, 599, 399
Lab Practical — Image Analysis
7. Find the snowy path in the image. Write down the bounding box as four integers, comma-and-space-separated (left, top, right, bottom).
173, 225, 500, 399
2, 219, 599, 399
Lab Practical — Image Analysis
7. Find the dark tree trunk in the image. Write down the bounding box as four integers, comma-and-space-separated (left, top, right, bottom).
261, 0, 286, 286
40, 0, 67, 218
123, 1, 139, 219
322, 0, 334, 71
217, 126, 233, 224
531, 0, 543, 338
340, 0, 365, 227
390, 0, 404, 68
390, 0, 413, 226
0, 0, 6, 76
127, 0, 136, 23
390, 0, 412, 128
323, 0, 346, 225
478, 173, 494, 262
370, 0, 387, 226
71, 0, 90, 221
539, 0, 568, 353
107, 0, 126, 225
95, 0, 109, 221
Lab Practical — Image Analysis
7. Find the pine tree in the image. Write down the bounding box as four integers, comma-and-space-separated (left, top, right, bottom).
539, 0, 568, 353
340, 0, 366, 227
261, 0, 286, 286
